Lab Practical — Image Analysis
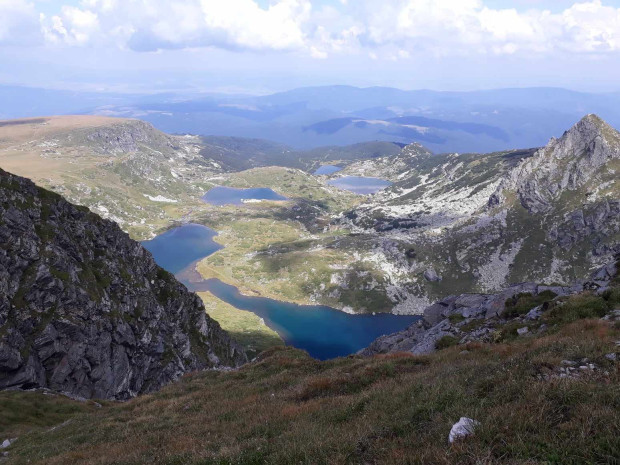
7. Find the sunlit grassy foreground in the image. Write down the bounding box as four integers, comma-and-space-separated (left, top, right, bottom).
1, 310, 618, 465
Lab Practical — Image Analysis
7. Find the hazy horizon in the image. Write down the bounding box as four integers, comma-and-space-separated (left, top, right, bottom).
2, 0, 620, 94
3, 82, 620, 97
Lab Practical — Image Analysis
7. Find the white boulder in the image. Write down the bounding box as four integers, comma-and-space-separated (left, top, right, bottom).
449, 417, 480, 444
0, 438, 16, 449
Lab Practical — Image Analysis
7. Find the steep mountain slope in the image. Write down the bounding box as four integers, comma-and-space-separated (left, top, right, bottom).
0, 168, 245, 400
490, 114, 619, 214
0, 116, 222, 239
335, 115, 619, 313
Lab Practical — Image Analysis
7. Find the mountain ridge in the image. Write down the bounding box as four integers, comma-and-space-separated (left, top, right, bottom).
489, 114, 620, 213
333, 114, 619, 314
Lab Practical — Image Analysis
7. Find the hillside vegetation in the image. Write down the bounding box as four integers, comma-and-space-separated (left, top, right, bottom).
1, 278, 618, 464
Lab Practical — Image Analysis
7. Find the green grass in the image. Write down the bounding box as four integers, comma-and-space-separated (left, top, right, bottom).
435, 335, 460, 350
198, 291, 284, 359
0, 391, 100, 438
544, 292, 619, 326
448, 314, 466, 324
195, 213, 395, 313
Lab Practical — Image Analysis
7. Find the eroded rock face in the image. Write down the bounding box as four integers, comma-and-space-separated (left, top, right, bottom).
361, 261, 617, 357
84, 120, 177, 155
548, 200, 620, 251
332, 115, 620, 315
493, 114, 620, 214
0, 169, 246, 400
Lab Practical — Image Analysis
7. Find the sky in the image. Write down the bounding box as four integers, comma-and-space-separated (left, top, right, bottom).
2, 0, 620, 94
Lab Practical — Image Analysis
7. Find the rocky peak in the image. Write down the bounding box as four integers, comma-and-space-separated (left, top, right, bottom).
0, 168, 246, 400
491, 114, 620, 213
399, 142, 434, 160
83, 119, 177, 155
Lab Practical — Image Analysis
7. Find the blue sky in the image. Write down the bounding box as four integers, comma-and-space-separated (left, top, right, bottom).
2, 0, 620, 94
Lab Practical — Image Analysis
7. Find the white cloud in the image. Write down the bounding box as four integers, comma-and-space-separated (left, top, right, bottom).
40, 0, 311, 52
8, 0, 620, 59
42, 5, 100, 45
0, 0, 42, 45
337, 0, 620, 57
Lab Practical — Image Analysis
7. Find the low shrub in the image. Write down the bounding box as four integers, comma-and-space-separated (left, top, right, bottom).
435, 335, 460, 350
504, 290, 558, 318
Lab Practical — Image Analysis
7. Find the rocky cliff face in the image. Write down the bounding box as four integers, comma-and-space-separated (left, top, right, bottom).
84, 119, 177, 155
0, 168, 246, 400
490, 114, 620, 213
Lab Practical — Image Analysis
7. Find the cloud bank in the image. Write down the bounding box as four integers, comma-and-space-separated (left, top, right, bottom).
2, 0, 620, 59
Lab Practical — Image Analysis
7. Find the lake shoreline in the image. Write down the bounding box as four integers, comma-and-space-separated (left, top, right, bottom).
144, 223, 422, 359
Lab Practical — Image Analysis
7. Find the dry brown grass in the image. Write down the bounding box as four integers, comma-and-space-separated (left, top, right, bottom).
0, 116, 131, 180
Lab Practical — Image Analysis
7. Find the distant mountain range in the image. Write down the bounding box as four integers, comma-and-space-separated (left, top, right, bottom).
4, 85, 620, 153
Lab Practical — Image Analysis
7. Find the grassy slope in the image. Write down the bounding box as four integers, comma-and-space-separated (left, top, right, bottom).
2, 296, 619, 464
0, 116, 217, 240
198, 291, 284, 359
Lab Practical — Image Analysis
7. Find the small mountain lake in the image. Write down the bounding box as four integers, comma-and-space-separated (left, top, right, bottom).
143, 224, 420, 359
202, 186, 287, 206
328, 176, 392, 194
314, 165, 342, 175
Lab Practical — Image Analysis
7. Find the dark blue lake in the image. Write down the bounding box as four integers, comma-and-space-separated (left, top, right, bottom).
185, 278, 420, 360
314, 165, 342, 175
144, 224, 421, 360
142, 224, 221, 274
328, 176, 392, 195
202, 186, 287, 206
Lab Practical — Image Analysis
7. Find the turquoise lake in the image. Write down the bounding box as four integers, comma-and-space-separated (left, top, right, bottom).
202, 186, 287, 206
327, 176, 392, 194
143, 224, 420, 360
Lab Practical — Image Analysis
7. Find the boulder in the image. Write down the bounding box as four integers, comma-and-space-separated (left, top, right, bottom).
423, 268, 442, 282
449, 417, 480, 444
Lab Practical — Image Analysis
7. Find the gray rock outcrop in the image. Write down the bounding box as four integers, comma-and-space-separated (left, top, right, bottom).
85, 119, 177, 155
361, 260, 617, 356
0, 168, 246, 400
491, 114, 620, 213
